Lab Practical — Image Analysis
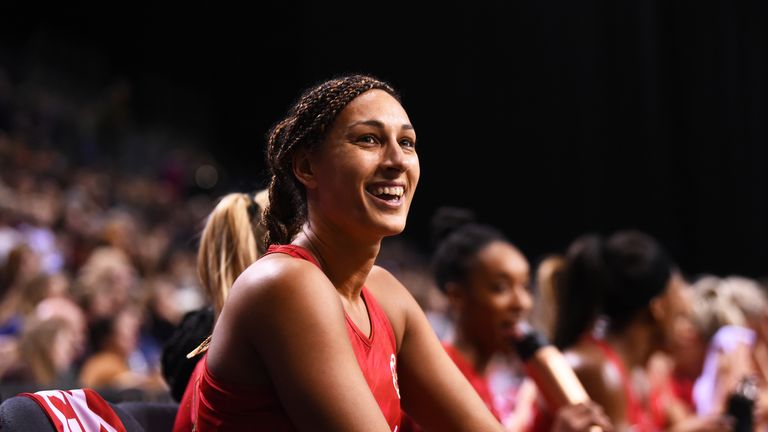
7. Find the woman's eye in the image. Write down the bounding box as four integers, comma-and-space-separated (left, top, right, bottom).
400, 138, 416, 149
491, 283, 509, 293
358, 135, 378, 145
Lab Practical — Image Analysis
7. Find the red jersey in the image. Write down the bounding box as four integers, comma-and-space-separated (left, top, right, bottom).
175, 244, 402, 431
588, 337, 655, 432
443, 343, 500, 420
400, 342, 500, 432
530, 336, 657, 432
172, 354, 205, 432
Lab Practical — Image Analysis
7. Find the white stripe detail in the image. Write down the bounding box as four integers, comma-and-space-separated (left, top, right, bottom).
36, 389, 118, 432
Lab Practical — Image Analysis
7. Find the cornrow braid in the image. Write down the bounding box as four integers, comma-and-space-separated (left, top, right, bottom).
263, 74, 399, 246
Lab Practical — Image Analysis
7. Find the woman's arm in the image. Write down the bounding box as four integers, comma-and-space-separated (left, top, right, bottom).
212, 256, 393, 431
565, 349, 629, 431
367, 266, 503, 432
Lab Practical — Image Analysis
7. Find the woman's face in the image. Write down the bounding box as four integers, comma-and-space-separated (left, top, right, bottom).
460, 241, 532, 353
667, 287, 707, 377
112, 309, 140, 356
302, 89, 419, 241
656, 271, 692, 352
51, 326, 77, 373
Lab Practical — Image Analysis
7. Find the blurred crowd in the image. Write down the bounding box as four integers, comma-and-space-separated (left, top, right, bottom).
0, 65, 222, 401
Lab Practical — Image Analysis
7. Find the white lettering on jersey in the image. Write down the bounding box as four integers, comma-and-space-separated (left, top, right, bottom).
390, 353, 400, 399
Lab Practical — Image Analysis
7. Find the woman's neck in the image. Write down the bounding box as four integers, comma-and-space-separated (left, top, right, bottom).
453, 331, 494, 373
293, 224, 380, 300
605, 320, 656, 369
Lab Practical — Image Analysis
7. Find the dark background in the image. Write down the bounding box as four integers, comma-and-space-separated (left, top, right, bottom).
2, 1, 767, 278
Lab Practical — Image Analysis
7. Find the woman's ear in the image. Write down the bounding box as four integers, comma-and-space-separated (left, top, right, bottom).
445, 281, 466, 308
292, 150, 317, 189
649, 295, 666, 323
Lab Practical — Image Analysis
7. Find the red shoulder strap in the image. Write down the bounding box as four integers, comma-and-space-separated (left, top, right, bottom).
586, 337, 652, 431
265, 244, 321, 268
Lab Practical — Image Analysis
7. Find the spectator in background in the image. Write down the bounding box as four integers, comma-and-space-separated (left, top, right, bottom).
538, 230, 730, 432
167, 189, 268, 431
78, 303, 166, 394
34, 296, 88, 368
691, 275, 768, 426
0, 243, 41, 336
0, 272, 82, 385
0, 67, 237, 406
2, 316, 80, 387
71, 246, 137, 324
401, 206, 541, 431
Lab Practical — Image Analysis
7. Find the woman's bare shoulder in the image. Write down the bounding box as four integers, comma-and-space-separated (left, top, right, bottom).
366, 265, 426, 350
365, 265, 416, 308
224, 254, 341, 321
565, 342, 626, 407
565, 343, 613, 380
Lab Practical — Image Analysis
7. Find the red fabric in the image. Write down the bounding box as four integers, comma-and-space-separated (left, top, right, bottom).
648, 380, 667, 430
344, 286, 402, 429
442, 343, 500, 420
528, 400, 555, 432
172, 354, 205, 432
20, 388, 127, 432
587, 337, 656, 432
671, 374, 695, 412
647, 372, 695, 429
194, 360, 295, 432
528, 336, 662, 432
183, 244, 402, 431
400, 343, 501, 432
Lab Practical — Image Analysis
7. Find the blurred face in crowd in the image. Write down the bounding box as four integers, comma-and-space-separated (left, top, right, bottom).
35, 296, 88, 359
455, 241, 532, 353
665, 283, 707, 377
51, 324, 78, 374
652, 271, 691, 353
110, 308, 140, 357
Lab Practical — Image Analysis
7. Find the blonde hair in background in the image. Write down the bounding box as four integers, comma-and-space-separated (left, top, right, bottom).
18, 317, 73, 385
253, 189, 269, 215
721, 276, 768, 321
71, 246, 136, 318
197, 191, 266, 318
690, 275, 768, 342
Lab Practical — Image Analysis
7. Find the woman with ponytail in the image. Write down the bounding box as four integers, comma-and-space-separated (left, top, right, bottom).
165, 189, 267, 431
536, 230, 730, 432
401, 207, 611, 432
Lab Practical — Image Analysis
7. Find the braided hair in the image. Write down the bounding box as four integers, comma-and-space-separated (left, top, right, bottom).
263, 74, 399, 246
429, 206, 510, 293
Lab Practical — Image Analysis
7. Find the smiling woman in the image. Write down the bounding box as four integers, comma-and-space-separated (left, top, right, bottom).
181, 73, 612, 432
184, 73, 499, 432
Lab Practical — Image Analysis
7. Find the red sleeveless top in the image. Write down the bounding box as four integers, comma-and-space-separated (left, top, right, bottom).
443, 343, 500, 420
587, 336, 655, 432
176, 244, 402, 431
400, 342, 501, 432
528, 336, 657, 432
